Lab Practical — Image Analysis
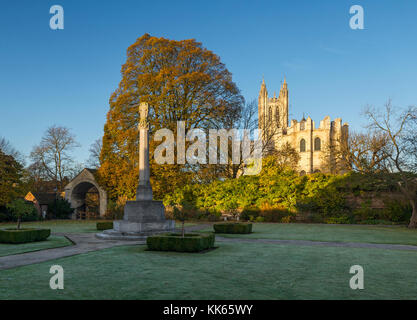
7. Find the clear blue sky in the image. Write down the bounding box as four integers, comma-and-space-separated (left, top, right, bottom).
1, 0, 416, 165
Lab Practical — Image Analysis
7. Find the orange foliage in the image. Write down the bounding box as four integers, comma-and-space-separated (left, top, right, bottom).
98, 34, 243, 201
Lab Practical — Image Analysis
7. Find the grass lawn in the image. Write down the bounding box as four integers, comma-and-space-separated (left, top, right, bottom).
0, 241, 416, 299
0, 220, 197, 234
205, 223, 417, 246
0, 236, 73, 257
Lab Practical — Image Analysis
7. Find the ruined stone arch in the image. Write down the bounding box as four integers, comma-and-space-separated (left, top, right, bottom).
64, 168, 107, 218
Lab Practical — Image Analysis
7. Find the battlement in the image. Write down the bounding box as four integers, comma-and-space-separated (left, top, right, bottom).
286, 115, 348, 134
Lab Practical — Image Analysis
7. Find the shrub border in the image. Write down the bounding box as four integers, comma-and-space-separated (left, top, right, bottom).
97, 221, 114, 231
147, 232, 215, 252
213, 222, 253, 234
0, 228, 51, 244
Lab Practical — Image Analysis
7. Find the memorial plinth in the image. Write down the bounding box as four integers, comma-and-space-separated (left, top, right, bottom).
96, 102, 175, 240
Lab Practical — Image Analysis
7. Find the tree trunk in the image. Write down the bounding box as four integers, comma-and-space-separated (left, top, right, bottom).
408, 199, 417, 228
182, 221, 185, 238
17, 217, 21, 230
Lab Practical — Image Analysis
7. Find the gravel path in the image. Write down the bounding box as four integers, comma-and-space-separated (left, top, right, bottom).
0, 225, 209, 270
0, 233, 145, 270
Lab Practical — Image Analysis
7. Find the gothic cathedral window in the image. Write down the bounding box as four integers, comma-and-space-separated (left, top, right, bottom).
276, 109, 280, 126
314, 137, 321, 151
300, 139, 306, 152
269, 107, 273, 123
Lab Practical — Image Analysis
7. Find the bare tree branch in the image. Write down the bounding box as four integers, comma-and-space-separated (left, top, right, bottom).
363, 101, 417, 228
29, 125, 80, 192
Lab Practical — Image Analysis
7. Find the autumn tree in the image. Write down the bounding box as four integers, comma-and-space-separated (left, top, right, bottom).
194, 99, 257, 181
99, 34, 243, 201
29, 125, 80, 192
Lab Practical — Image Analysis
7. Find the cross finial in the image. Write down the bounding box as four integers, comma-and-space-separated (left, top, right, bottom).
138, 102, 149, 129
139, 102, 148, 120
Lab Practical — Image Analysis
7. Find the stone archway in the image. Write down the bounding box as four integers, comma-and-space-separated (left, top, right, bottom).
64, 168, 107, 218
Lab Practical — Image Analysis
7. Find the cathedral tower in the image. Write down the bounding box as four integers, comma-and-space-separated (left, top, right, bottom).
258, 78, 289, 131
257, 76, 349, 175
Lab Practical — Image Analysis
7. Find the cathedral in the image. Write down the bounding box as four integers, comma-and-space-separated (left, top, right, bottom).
258, 78, 349, 175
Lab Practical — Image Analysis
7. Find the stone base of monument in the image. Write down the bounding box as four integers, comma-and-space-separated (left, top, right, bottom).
95, 200, 175, 241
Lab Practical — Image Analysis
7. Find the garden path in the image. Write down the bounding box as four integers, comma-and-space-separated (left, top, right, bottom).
1, 223, 416, 271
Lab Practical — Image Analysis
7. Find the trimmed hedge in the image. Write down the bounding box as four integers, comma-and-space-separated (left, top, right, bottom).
213, 223, 252, 234
97, 221, 114, 230
147, 233, 215, 252
0, 228, 51, 244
